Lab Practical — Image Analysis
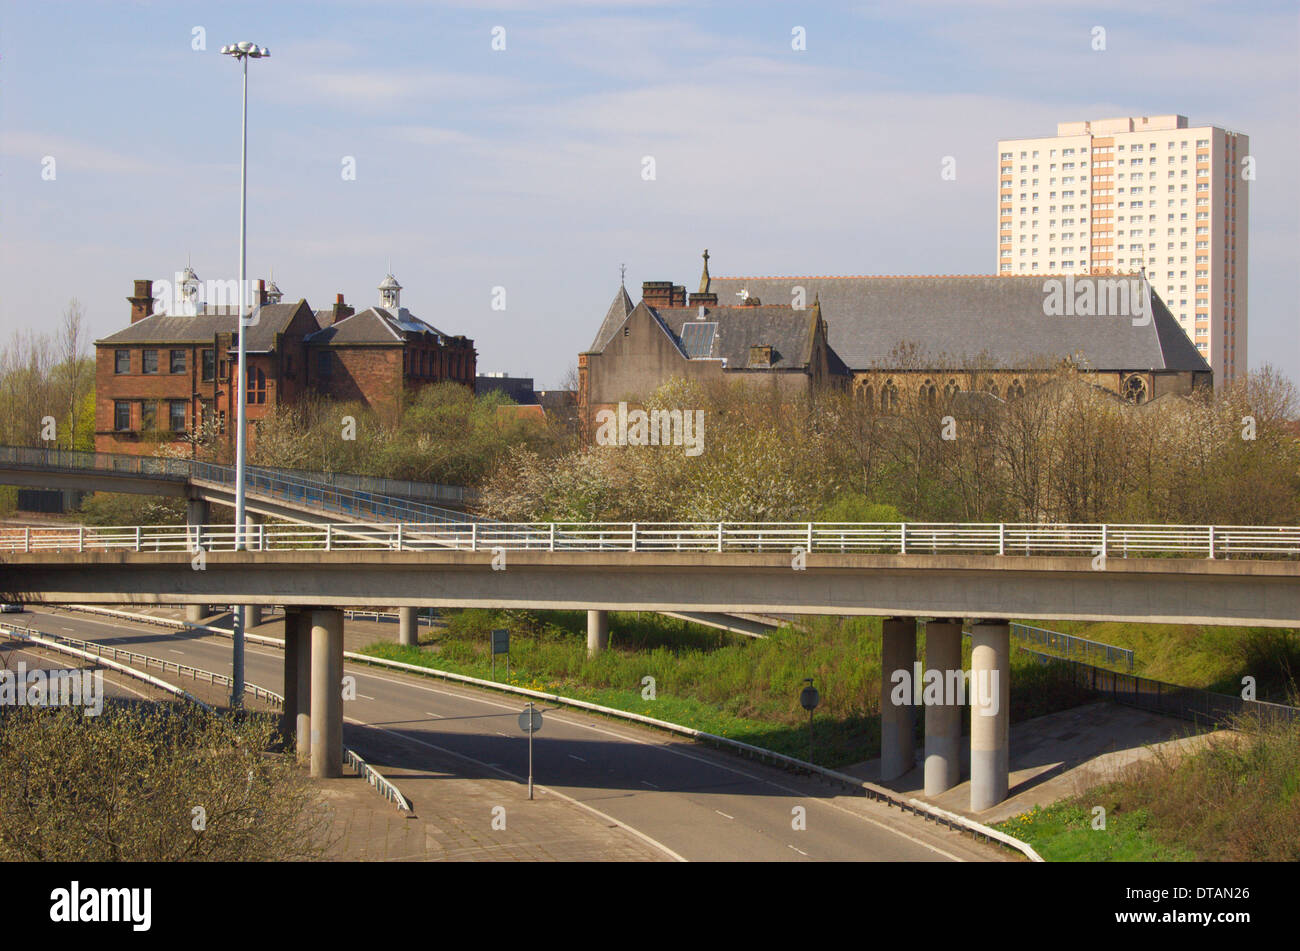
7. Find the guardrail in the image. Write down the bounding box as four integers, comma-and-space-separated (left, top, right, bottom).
4, 520, 1299, 559
342, 747, 413, 812
0, 622, 213, 710
3, 612, 413, 813
0, 620, 281, 705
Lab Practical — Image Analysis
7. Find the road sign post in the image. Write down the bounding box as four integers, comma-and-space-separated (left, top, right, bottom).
518, 702, 542, 799
799, 678, 820, 762
491, 628, 509, 681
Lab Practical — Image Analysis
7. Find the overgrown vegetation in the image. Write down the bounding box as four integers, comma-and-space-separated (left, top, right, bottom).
248, 383, 562, 485
481, 366, 1300, 524
0, 301, 95, 452
0, 703, 333, 861
997, 712, 1300, 861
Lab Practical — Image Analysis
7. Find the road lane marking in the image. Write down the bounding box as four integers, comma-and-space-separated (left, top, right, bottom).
63, 610, 967, 862
715, 810, 734, 819
338, 664, 967, 860
568, 754, 586, 762
788, 845, 808, 857
341, 715, 686, 862
169, 649, 185, 655
357, 694, 375, 700
640, 780, 659, 789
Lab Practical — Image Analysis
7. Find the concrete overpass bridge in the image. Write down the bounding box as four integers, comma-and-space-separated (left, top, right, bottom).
3, 518, 1297, 812
0, 444, 780, 639
0, 444, 474, 523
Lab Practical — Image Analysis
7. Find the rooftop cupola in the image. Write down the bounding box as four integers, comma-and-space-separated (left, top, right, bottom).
378, 273, 402, 310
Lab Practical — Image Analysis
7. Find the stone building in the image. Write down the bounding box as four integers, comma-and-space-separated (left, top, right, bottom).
579, 252, 1212, 426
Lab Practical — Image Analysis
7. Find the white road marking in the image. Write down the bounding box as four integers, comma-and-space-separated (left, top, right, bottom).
70, 607, 968, 862
640, 780, 659, 789
567, 754, 586, 762
357, 694, 375, 700
341, 715, 687, 862
169, 649, 184, 655
788, 845, 808, 856
338, 663, 967, 860
715, 810, 734, 820
425, 712, 442, 718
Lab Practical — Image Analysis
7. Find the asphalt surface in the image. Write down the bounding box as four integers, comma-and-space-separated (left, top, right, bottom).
16, 605, 1008, 862
0, 638, 177, 707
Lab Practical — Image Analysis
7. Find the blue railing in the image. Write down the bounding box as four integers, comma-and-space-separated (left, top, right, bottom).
0, 444, 475, 526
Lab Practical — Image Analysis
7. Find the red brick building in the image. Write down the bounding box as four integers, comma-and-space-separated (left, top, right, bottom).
95, 271, 476, 456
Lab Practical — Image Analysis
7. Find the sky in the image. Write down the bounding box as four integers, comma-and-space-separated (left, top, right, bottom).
2, 0, 1297, 387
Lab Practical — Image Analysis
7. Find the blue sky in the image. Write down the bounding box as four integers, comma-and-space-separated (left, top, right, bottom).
2, 0, 1297, 386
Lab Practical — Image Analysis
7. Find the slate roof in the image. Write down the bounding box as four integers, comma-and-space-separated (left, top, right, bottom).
95, 300, 309, 353
306, 306, 450, 346
704, 275, 1210, 373
588, 286, 635, 352
647, 304, 818, 370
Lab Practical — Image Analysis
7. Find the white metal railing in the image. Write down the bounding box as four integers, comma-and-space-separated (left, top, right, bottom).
0, 617, 412, 812
3, 521, 1299, 560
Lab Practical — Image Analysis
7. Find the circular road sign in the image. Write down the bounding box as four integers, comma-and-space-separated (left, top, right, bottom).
518, 707, 543, 734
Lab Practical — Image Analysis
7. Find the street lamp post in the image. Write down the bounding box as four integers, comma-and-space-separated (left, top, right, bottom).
220, 40, 269, 708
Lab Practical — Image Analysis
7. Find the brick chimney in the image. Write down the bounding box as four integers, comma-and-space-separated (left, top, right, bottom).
128, 279, 155, 323
642, 281, 673, 308
331, 293, 354, 325
256, 278, 267, 306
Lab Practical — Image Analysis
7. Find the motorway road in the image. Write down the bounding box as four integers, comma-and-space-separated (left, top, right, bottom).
17, 606, 1006, 862
0, 638, 177, 706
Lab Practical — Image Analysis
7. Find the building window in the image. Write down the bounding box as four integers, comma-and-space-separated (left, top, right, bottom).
247, 366, 267, 404
114, 401, 131, 432
881, 379, 899, 413
170, 349, 186, 374
202, 349, 215, 382
169, 401, 187, 432
1123, 375, 1148, 404
317, 351, 332, 378
114, 349, 130, 374
142, 349, 159, 374
142, 401, 157, 431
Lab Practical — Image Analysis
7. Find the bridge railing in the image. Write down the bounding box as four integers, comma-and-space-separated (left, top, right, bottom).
0, 444, 473, 524
1009, 623, 1134, 672
0, 444, 194, 479
3, 520, 1299, 559
188, 460, 470, 526
1018, 647, 1300, 726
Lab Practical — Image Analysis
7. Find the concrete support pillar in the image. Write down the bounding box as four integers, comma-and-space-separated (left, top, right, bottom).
185, 499, 211, 619
398, 606, 418, 647
282, 607, 301, 747
879, 616, 917, 781
186, 497, 208, 527
587, 610, 609, 656
924, 619, 964, 797
309, 608, 344, 779
970, 620, 1011, 812
293, 609, 313, 763
243, 512, 264, 628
